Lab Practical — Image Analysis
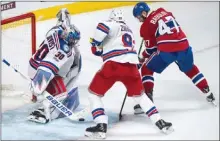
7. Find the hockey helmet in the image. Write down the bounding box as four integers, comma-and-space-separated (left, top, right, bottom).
133, 2, 150, 18
109, 9, 125, 22
66, 27, 81, 45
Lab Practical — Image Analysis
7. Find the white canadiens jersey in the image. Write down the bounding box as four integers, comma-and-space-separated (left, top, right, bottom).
28, 26, 76, 80
93, 20, 139, 64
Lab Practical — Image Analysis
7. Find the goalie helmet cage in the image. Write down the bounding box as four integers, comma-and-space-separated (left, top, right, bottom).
1, 12, 37, 102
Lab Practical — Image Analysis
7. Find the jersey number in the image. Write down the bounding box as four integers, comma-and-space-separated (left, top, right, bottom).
122, 33, 134, 48
158, 16, 179, 35
55, 51, 65, 60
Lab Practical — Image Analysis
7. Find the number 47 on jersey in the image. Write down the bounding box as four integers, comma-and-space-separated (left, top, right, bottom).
157, 16, 180, 36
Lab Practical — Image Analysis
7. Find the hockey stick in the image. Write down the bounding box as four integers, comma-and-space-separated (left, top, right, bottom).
2, 59, 89, 121
138, 39, 144, 59
119, 39, 145, 120
119, 92, 127, 120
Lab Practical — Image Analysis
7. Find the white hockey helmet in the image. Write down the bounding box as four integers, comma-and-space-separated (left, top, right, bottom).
109, 9, 125, 22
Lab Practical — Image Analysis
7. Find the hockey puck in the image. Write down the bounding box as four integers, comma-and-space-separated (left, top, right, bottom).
78, 118, 85, 121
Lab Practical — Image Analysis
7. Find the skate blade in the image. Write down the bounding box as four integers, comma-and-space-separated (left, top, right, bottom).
85, 131, 106, 139
162, 126, 174, 135
208, 100, 218, 107
134, 111, 145, 115
27, 116, 48, 124
211, 101, 218, 107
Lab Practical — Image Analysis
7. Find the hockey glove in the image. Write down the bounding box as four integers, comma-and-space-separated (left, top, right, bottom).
90, 38, 103, 56
91, 46, 103, 56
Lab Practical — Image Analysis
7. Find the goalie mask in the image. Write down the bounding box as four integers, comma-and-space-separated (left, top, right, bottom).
66, 26, 81, 46
56, 8, 71, 30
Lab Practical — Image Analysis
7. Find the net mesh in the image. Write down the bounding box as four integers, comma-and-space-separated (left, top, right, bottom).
1, 14, 35, 99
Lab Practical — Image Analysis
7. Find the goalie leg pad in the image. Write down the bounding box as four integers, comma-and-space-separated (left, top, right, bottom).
54, 87, 80, 119
28, 92, 68, 123
31, 69, 53, 96
46, 76, 67, 96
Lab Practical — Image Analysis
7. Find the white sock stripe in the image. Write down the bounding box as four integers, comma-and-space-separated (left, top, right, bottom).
195, 77, 205, 85
147, 46, 157, 49
142, 79, 154, 84
192, 73, 201, 80
143, 75, 153, 77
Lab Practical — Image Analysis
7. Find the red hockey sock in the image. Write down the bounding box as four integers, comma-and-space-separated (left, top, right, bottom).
185, 65, 209, 93
141, 66, 154, 94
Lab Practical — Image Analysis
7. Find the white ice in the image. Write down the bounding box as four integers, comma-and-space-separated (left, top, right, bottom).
1, 2, 219, 140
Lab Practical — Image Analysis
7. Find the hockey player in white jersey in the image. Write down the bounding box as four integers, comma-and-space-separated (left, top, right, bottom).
85, 9, 173, 139
27, 8, 82, 124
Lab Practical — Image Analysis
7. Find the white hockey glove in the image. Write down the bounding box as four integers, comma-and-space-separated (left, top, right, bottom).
64, 60, 80, 84
66, 66, 79, 80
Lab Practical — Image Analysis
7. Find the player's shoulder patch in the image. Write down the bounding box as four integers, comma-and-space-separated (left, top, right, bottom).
63, 44, 70, 53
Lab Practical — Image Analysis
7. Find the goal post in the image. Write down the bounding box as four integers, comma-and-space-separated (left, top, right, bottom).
1, 12, 37, 102
1, 12, 36, 54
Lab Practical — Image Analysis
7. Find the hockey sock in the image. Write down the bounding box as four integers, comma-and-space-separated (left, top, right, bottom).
133, 94, 161, 123
88, 94, 108, 124
185, 65, 209, 93
141, 66, 154, 94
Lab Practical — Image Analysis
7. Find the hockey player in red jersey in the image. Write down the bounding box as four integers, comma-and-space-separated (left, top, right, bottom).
132, 2, 216, 112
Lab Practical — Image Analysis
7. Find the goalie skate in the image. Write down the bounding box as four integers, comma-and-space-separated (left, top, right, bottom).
27, 109, 49, 124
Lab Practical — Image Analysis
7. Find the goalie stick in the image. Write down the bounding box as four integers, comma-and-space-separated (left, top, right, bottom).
119, 39, 144, 120
2, 59, 89, 121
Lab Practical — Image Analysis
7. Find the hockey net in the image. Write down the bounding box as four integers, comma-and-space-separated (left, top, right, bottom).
1, 13, 36, 101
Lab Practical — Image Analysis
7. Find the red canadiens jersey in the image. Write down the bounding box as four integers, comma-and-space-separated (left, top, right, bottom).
140, 8, 189, 57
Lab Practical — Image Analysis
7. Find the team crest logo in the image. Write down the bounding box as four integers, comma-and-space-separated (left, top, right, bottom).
63, 44, 70, 53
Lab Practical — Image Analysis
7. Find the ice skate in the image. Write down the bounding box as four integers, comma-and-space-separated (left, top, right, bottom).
155, 119, 174, 134
134, 104, 144, 115
85, 123, 107, 139
27, 108, 49, 124
203, 87, 217, 107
